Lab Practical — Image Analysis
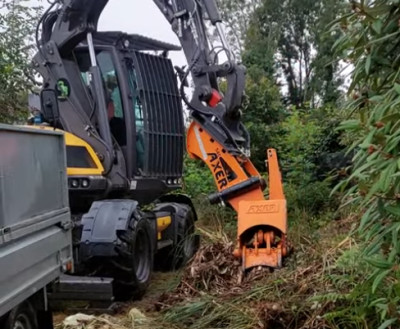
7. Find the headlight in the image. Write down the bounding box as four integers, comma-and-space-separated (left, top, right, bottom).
81, 179, 90, 188
173, 179, 178, 185
71, 179, 79, 188
167, 179, 172, 185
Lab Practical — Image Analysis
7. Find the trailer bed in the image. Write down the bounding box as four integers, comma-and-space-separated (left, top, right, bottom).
0, 125, 72, 317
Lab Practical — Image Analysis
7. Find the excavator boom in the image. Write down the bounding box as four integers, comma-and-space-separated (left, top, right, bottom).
153, 0, 289, 269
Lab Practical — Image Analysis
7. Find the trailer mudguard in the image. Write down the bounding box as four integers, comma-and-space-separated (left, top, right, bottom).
80, 200, 139, 260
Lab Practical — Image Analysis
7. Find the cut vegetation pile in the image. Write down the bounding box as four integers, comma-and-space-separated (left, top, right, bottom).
158, 241, 242, 306
154, 216, 360, 329
157, 239, 273, 310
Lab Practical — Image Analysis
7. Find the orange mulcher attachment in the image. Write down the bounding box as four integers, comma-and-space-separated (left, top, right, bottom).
187, 122, 289, 271
234, 149, 288, 270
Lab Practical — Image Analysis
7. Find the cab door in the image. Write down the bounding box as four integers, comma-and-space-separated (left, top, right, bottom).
74, 47, 133, 176
123, 57, 145, 176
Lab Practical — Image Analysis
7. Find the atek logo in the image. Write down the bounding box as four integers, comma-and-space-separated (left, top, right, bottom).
208, 152, 228, 189
247, 204, 278, 214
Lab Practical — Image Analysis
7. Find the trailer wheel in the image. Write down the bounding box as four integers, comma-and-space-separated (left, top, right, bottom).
3, 302, 38, 329
112, 215, 153, 300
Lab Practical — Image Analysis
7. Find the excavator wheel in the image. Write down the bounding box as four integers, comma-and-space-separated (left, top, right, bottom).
155, 203, 198, 271
173, 205, 197, 269
111, 214, 153, 300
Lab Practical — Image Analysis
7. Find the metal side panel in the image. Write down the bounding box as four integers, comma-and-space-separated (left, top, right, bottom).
0, 124, 72, 317
0, 124, 69, 231
0, 214, 72, 317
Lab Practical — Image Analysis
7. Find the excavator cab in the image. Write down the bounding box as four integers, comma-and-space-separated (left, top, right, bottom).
45, 32, 186, 208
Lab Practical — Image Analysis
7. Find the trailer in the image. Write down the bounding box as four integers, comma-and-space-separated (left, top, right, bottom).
0, 125, 73, 329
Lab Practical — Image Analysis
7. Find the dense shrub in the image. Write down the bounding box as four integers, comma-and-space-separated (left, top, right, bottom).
332, 0, 400, 326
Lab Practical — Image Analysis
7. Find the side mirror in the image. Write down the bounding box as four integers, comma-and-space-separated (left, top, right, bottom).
40, 89, 60, 125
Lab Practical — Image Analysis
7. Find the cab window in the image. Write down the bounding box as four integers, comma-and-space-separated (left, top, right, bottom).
127, 60, 145, 171
75, 50, 126, 147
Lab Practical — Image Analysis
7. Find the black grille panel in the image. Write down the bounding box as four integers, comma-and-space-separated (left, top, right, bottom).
133, 52, 184, 178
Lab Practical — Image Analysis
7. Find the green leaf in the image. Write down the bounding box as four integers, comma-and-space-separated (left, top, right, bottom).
372, 19, 383, 34
387, 137, 400, 152
380, 161, 397, 191
368, 31, 400, 45
385, 205, 400, 217
365, 179, 383, 201
349, 158, 381, 180
381, 113, 400, 123
369, 95, 384, 102
365, 257, 393, 270
376, 319, 397, 329
338, 119, 360, 131
394, 84, 400, 95
332, 34, 348, 52
366, 55, 372, 75
364, 5, 392, 16
360, 207, 374, 230
359, 129, 377, 149
369, 298, 388, 307
372, 269, 391, 293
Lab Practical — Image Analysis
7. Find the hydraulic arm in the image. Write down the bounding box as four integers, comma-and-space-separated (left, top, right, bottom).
34, 0, 289, 270
154, 0, 289, 270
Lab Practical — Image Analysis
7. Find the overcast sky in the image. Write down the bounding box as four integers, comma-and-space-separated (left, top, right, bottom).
34, 0, 186, 66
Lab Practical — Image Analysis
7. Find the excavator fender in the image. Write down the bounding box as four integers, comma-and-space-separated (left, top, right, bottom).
79, 200, 154, 261
157, 194, 199, 222
152, 201, 199, 269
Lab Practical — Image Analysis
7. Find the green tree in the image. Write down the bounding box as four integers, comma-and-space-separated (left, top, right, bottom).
216, 0, 261, 56
308, 0, 346, 105
244, 0, 345, 107
0, 0, 42, 123
215, 0, 285, 174
242, 76, 284, 170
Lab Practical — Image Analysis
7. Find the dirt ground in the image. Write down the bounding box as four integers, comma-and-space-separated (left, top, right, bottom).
52, 271, 181, 328
54, 215, 356, 329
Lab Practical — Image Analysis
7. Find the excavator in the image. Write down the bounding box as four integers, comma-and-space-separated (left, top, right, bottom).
32, 0, 289, 300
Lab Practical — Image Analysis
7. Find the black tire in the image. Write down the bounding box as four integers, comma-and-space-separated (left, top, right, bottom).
3, 302, 38, 329
111, 214, 153, 300
172, 206, 197, 269
155, 204, 198, 271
